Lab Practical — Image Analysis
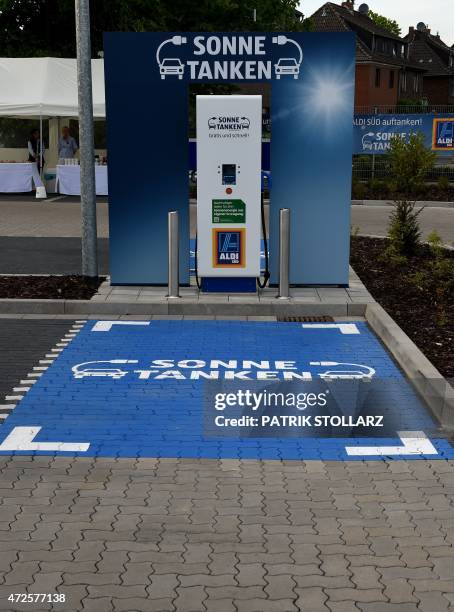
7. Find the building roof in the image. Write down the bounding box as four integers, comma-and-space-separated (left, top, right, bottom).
311, 2, 424, 71
405, 28, 454, 77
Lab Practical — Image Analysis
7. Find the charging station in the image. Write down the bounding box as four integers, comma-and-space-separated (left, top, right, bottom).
103, 32, 355, 288
196, 95, 262, 292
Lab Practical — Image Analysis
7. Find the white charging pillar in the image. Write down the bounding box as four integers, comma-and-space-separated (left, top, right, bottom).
196, 95, 262, 290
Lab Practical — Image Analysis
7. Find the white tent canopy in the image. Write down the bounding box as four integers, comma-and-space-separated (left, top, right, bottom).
0, 57, 105, 118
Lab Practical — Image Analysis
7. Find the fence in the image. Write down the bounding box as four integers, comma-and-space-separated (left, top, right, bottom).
354, 104, 454, 115
352, 155, 454, 182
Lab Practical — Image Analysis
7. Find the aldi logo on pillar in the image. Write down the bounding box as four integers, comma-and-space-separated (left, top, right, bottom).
213, 229, 245, 267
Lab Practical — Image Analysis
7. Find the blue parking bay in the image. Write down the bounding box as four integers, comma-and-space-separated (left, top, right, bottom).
0, 320, 452, 460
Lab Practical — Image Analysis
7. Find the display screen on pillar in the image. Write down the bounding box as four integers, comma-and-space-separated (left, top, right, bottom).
103, 32, 355, 286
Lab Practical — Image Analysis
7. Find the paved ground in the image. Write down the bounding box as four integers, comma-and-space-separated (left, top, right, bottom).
2, 454, 454, 612
1, 199, 452, 275
0, 320, 75, 411
351, 206, 454, 245
0, 237, 109, 275
0, 319, 453, 611
0, 198, 453, 244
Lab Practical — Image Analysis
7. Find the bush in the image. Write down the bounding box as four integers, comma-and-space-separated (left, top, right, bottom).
438, 175, 450, 198
387, 201, 423, 256
352, 178, 369, 200
389, 133, 435, 197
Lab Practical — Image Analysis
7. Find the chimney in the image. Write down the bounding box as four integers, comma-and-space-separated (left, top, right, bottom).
341, 1, 354, 10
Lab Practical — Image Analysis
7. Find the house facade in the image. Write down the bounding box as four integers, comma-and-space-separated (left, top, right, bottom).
405, 25, 454, 106
310, 1, 425, 110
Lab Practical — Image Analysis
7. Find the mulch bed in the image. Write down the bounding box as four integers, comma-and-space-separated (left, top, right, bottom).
0, 275, 102, 300
351, 236, 454, 379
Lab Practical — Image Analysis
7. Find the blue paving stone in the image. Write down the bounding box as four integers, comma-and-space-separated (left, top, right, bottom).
0, 320, 452, 461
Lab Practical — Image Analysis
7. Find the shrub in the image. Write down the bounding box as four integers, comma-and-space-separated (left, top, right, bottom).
389, 133, 435, 197
387, 201, 423, 256
438, 175, 450, 197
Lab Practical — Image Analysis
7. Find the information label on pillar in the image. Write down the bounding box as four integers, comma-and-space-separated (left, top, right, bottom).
212, 199, 246, 224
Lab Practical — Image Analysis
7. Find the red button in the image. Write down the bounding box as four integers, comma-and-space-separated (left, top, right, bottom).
226, 187, 233, 194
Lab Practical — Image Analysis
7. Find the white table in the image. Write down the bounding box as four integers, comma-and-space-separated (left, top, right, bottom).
56, 164, 108, 196
0, 163, 43, 192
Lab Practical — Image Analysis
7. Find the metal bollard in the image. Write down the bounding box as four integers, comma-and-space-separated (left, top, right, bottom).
167, 211, 180, 299
277, 208, 290, 299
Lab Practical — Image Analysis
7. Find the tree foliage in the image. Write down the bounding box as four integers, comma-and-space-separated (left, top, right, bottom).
367, 10, 401, 37
386, 133, 435, 257
0, 0, 310, 57
389, 133, 435, 197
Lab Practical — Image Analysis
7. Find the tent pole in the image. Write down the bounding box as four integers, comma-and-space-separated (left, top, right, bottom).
75, 0, 98, 278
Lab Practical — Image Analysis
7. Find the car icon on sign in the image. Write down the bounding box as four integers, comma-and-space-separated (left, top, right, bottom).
72, 360, 138, 380
160, 58, 184, 79
274, 58, 300, 79
310, 361, 375, 382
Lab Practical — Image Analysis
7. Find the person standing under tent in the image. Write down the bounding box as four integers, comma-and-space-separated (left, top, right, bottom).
58, 126, 78, 160
28, 129, 45, 171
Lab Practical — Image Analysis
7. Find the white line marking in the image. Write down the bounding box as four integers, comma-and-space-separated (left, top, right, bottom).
13, 387, 30, 393
91, 321, 151, 332
345, 431, 438, 456
27, 373, 42, 378
0, 427, 90, 452
51, 349, 63, 353
302, 323, 360, 335
39, 360, 54, 365
33, 367, 48, 372
20, 380, 36, 385
5, 395, 23, 401
45, 354, 58, 359
0, 404, 15, 410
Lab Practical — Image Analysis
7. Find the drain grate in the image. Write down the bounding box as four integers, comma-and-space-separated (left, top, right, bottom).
277, 315, 334, 323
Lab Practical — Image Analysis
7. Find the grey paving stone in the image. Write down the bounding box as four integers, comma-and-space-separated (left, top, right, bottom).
294, 586, 330, 611
173, 585, 207, 611
357, 605, 419, 612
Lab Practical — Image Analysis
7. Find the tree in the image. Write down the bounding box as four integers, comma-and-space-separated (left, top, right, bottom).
368, 10, 401, 37
0, 0, 311, 58
386, 133, 435, 256
389, 133, 435, 197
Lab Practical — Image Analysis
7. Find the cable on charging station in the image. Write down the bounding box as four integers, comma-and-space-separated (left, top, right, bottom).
257, 179, 270, 289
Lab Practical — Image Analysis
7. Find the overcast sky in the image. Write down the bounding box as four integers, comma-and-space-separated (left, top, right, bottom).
299, 0, 454, 46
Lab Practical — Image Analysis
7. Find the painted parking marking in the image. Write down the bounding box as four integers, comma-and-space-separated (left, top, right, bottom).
0, 427, 89, 452
92, 321, 151, 332
302, 323, 360, 334
0, 320, 451, 460
345, 431, 438, 456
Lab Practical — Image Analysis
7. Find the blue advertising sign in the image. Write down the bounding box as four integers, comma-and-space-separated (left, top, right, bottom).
353, 113, 454, 155
104, 32, 355, 286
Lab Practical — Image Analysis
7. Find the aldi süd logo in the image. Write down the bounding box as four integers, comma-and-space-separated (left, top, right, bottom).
432, 118, 454, 150
213, 229, 245, 267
